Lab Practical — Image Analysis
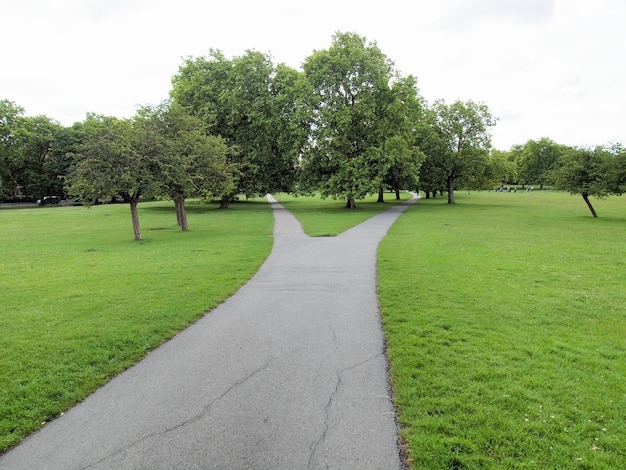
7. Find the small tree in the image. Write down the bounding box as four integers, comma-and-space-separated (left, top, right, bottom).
550, 146, 609, 218
66, 118, 155, 240
134, 102, 237, 230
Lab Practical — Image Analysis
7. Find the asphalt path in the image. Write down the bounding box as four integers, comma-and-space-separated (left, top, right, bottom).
1, 194, 418, 470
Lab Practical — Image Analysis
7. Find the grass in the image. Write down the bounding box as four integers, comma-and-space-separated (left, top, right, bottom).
273, 191, 412, 236
3, 189, 625, 467
378, 191, 626, 469
0, 198, 273, 453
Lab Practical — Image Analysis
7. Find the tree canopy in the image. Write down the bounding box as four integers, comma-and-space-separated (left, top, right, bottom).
4, 30, 626, 238
66, 117, 155, 240
300, 32, 424, 208
133, 102, 237, 230
550, 146, 623, 217
171, 50, 308, 204
517, 138, 565, 189
425, 100, 497, 203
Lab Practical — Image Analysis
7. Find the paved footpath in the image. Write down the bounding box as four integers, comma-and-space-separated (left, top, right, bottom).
1, 194, 418, 470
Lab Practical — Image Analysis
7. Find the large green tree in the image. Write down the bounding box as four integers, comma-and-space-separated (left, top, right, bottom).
171, 50, 307, 205
300, 31, 418, 208
431, 99, 497, 203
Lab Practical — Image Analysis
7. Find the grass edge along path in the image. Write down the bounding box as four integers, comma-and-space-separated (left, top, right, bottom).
378, 191, 626, 469
0, 199, 273, 453
272, 191, 412, 236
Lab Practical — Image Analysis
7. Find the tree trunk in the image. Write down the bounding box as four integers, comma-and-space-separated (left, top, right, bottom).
175, 199, 183, 226
129, 199, 142, 241
220, 196, 230, 209
345, 197, 357, 209
377, 187, 385, 203
582, 193, 598, 218
447, 177, 456, 204
395, 188, 401, 200
425, 191, 431, 199
175, 197, 189, 231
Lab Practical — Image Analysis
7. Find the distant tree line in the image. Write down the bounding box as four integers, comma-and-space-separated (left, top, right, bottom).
2, 32, 624, 239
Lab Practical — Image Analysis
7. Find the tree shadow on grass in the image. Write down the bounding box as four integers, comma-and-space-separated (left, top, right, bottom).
141, 199, 270, 215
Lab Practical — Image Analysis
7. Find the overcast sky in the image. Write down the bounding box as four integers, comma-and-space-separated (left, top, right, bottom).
2, 0, 625, 150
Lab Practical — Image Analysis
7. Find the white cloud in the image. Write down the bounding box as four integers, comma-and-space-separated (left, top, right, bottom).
1, 0, 624, 149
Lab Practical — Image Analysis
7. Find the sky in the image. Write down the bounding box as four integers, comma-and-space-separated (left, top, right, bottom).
2, 0, 625, 150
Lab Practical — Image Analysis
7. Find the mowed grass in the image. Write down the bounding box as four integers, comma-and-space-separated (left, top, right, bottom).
378, 191, 626, 469
0, 199, 273, 453
273, 191, 412, 236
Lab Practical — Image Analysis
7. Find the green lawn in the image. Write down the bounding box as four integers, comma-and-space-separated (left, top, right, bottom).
378, 191, 626, 469
0, 199, 273, 453
3, 190, 625, 468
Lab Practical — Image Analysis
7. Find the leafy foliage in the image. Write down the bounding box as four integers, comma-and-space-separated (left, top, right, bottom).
133, 102, 237, 229
517, 137, 566, 189
0, 99, 25, 199
66, 117, 154, 239
300, 32, 424, 208
549, 145, 626, 217
428, 99, 497, 203
171, 50, 308, 199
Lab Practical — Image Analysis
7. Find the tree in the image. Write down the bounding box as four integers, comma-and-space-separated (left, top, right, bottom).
602, 144, 626, 196
378, 75, 426, 201
415, 112, 449, 199
171, 50, 306, 206
0, 101, 65, 201
379, 135, 425, 201
301, 31, 409, 208
18, 115, 63, 199
133, 102, 237, 230
66, 118, 155, 240
517, 137, 565, 189
226, 51, 304, 197
550, 146, 609, 218
0, 99, 25, 200
267, 63, 311, 194
477, 149, 518, 190
431, 100, 497, 203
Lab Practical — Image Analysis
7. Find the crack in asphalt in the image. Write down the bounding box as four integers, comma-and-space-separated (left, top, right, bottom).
1, 194, 418, 470
306, 353, 384, 469
81, 362, 270, 470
